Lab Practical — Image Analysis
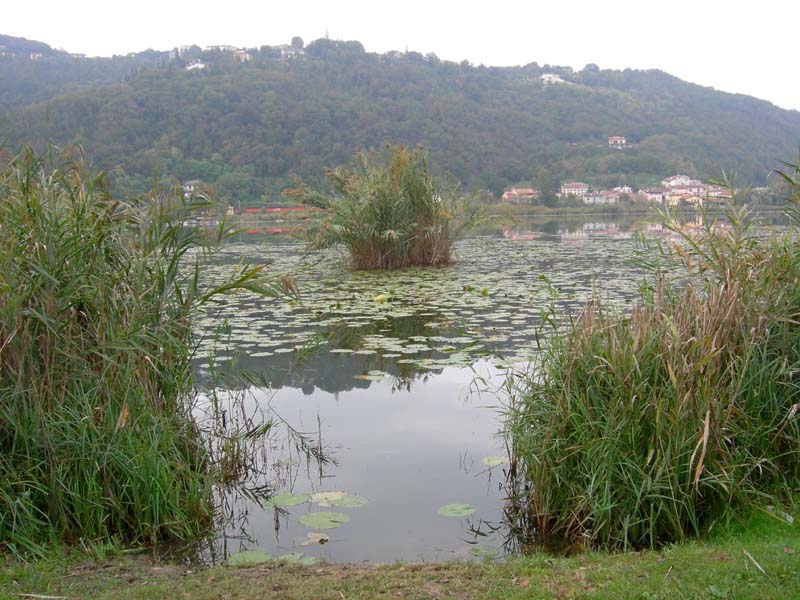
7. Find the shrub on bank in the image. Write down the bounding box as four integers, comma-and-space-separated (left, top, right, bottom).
507, 164, 800, 550
0, 149, 277, 556
292, 145, 476, 270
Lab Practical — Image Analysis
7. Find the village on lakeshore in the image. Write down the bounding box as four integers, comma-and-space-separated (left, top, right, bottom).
502, 152, 736, 208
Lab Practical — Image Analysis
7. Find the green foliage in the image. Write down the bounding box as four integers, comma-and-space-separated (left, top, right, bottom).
0, 148, 278, 557
2, 37, 799, 202
507, 163, 800, 550
295, 146, 474, 270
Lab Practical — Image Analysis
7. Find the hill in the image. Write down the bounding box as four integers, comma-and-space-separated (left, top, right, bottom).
1, 35, 799, 204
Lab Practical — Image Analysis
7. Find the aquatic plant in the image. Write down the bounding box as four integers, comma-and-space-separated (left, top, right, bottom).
291, 145, 478, 270
506, 163, 800, 550
0, 148, 280, 557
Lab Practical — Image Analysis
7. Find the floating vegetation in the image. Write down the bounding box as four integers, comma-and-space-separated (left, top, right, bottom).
191, 217, 671, 561
308, 491, 368, 508
310, 491, 348, 504
298, 532, 330, 546
270, 492, 311, 507
437, 504, 476, 517
321, 495, 368, 508
298, 511, 351, 529
481, 457, 510, 467
195, 232, 646, 396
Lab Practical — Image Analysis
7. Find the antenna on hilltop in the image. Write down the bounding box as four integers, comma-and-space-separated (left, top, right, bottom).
325, 27, 329, 39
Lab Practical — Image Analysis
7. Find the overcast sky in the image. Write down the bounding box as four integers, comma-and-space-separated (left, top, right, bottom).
5, 0, 799, 111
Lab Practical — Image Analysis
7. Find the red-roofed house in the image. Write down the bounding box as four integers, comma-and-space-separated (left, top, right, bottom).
501, 187, 539, 204
608, 136, 627, 147
641, 187, 668, 203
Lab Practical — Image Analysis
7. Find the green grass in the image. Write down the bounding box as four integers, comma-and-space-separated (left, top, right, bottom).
1, 509, 797, 599
0, 148, 279, 557
505, 161, 800, 551
292, 145, 478, 270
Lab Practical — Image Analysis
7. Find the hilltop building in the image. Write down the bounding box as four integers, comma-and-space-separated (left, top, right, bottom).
204, 45, 239, 53
541, 73, 567, 85
608, 136, 627, 147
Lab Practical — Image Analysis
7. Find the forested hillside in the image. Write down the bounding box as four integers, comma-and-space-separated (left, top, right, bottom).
2, 35, 799, 205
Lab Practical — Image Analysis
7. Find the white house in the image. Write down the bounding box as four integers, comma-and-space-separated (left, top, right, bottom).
585, 191, 620, 205
185, 60, 206, 71
662, 174, 694, 188
608, 136, 627, 147
560, 182, 590, 198
204, 45, 239, 53
279, 45, 305, 59
541, 73, 567, 85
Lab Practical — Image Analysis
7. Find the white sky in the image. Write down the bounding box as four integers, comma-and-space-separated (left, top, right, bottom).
5, 0, 799, 111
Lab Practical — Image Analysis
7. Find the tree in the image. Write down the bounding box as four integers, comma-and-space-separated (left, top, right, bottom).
291, 36, 304, 50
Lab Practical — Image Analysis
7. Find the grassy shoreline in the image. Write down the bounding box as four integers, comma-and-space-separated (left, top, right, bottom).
2, 509, 797, 599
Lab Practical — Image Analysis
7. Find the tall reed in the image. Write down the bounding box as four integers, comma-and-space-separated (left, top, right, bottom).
292, 145, 476, 270
0, 148, 278, 557
507, 167, 800, 551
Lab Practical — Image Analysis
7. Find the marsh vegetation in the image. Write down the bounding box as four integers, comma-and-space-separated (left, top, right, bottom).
506, 164, 800, 551
0, 149, 279, 557
292, 145, 477, 269
2, 145, 797, 569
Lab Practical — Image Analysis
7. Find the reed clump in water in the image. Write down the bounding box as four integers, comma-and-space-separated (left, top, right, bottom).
507, 165, 800, 551
292, 145, 476, 270
0, 149, 277, 557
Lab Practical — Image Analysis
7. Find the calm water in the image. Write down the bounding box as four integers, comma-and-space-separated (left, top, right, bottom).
191, 216, 695, 563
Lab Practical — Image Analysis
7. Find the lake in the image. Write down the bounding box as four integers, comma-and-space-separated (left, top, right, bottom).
191, 215, 689, 564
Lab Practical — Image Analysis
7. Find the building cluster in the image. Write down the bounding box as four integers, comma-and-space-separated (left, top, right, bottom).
0, 44, 45, 60
559, 182, 633, 205
180, 43, 303, 71
640, 174, 732, 207
500, 173, 732, 207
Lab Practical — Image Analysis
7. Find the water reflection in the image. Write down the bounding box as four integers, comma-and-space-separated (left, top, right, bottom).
206, 361, 509, 563
192, 216, 706, 563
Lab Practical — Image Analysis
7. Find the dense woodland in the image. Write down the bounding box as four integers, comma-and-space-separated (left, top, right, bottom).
2, 34, 800, 206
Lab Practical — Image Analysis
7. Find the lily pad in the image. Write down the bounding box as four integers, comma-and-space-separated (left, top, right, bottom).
228, 549, 271, 566
271, 492, 311, 507
481, 456, 510, 467
310, 491, 347, 504
323, 494, 368, 508
437, 503, 476, 517
298, 511, 351, 529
